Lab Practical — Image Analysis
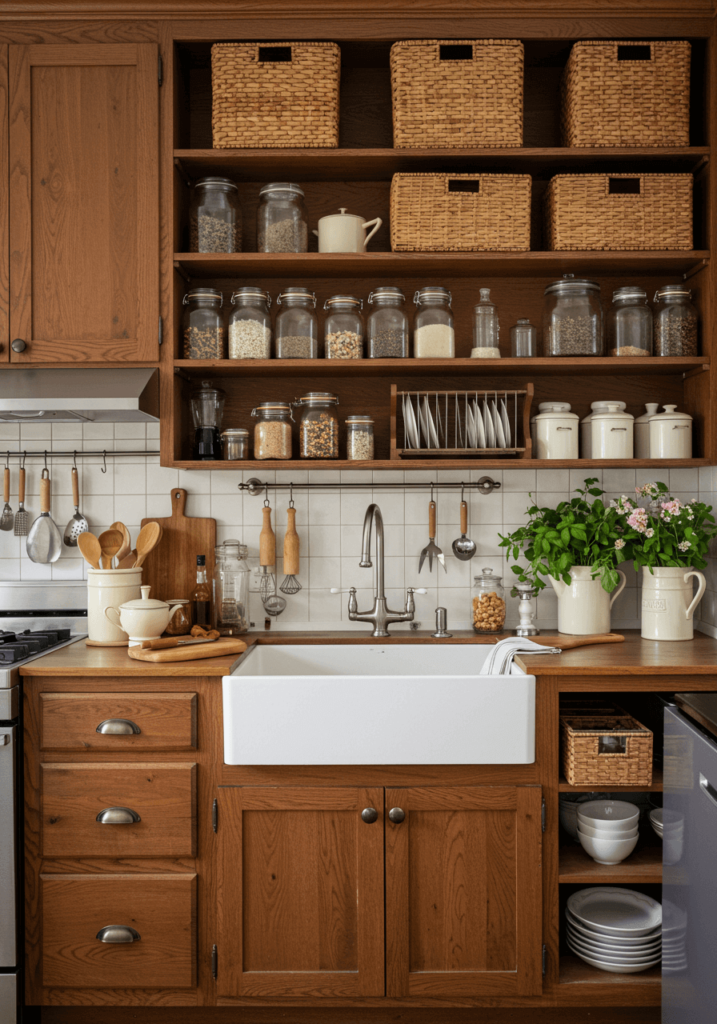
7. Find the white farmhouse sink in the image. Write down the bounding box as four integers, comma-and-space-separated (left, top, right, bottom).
222, 643, 535, 766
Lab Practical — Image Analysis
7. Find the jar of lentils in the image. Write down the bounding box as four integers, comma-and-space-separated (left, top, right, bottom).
543, 275, 604, 356
294, 392, 340, 459
251, 402, 293, 460
182, 288, 224, 359
608, 286, 652, 357
346, 415, 374, 461
324, 295, 364, 359
472, 568, 506, 634
653, 284, 699, 356
367, 287, 409, 358
189, 177, 241, 253
228, 287, 271, 360
257, 182, 308, 253
276, 288, 318, 359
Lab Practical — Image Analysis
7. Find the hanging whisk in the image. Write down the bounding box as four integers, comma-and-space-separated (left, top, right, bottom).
280, 487, 302, 595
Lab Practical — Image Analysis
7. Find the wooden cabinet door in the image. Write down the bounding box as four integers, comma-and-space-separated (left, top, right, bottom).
217, 786, 384, 998
8, 44, 158, 363
386, 786, 543, 998
0, 45, 8, 363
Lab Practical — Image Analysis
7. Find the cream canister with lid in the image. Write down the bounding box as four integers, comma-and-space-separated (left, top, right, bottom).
590, 403, 634, 459
530, 402, 579, 460
634, 403, 660, 459
649, 404, 692, 459
580, 401, 627, 459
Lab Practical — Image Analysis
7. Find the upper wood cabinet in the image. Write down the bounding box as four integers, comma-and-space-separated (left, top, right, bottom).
7, 44, 159, 363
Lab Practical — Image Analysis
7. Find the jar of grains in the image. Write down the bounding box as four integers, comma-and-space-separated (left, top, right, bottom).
543, 275, 604, 356
608, 286, 653, 357
275, 288, 318, 359
367, 287, 409, 358
653, 284, 699, 356
346, 415, 374, 461
257, 182, 308, 253
472, 568, 506, 634
324, 295, 364, 359
189, 177, 241, 253
228, 287, 272, 359
182, 288, 224, 359
294, 392, 340, 459
251, 402, 294, 460
414, 287, 455, 358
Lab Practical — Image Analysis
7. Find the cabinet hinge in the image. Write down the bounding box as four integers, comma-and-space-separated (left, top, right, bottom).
212, 944, 218, 979
212, 798, 218, 833
158, 314, 163, 347
158, 53, 163, 86
542, 944, 547, 976
541, 797, 546, 832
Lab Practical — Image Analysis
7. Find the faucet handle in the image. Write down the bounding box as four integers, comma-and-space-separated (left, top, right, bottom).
407, 588, 428, 595
330, 587, 357, 594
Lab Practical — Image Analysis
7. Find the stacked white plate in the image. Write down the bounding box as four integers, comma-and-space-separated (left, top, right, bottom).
576, 800, 640, 865
661, 898, 687, 974
566, 888, 662, 974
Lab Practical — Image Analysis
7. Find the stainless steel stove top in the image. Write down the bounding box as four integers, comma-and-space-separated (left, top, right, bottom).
0, 582, 88, 688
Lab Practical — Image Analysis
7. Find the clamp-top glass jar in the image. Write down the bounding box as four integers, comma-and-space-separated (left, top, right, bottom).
414, 287, 455, 358
543, 275, 604, 356
228, 287, 271, 359
653, 284, 699, 356
367, 287, 409, 358
472, 568, 506, 634
251, 402, 293, 460
608, 286, 652, 358
213, 542, 250, 635
346, 415, 374, 461
189, 177, 241, 253
182, 288, 224, 359
276, 287, 318, 359
294, 392, 340, 459
257, 183, 308, 253
324, 295, 364, 359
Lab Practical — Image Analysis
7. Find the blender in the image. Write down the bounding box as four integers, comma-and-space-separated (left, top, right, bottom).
190, 380, 226, 460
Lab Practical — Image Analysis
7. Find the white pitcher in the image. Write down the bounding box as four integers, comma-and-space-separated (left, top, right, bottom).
549, 565, 626, 635
313, 208, 382, 253
640, 566, 706, 641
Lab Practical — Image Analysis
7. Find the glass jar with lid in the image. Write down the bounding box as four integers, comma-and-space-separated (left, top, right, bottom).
213, 541, 250, 635
294, 392, 340, 459
165, 599, 191, 636
472, 568, 506, 634
275, 287, 318, 359
182, 288, 224, 359
653, 284, 699, 356
346, 415, 374, 461
510, 318, 537, 357
257, 183, 308, 253
543, 275, 604, 356
414, 287, 455, 358
251, 402, 293, 460
324, 295, 364, 359
189, 177, 241, 253
228, 288, 271, 359
608, 286, 653, 358
221, 428, 249, 460
367, 287, 409, 358
471, 288, 500, 358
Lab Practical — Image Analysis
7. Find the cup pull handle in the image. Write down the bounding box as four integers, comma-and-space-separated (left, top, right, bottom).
700, 773, 717, 810
96, 718, 141, 735
96, 926, 140, 944
96, 807, 141, 824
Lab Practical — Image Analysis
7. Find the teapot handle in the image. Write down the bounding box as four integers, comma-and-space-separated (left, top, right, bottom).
361, 217, 382, 249
684, 570, 707, 620
104, 606, 122, 628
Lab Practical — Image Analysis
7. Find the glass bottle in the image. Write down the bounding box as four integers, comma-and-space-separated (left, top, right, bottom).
189, 177, 241, 253
182, 288, 224, 359
608, 286, 653, 357
543, 275, 604, 356
275, 288, 318, 359
213, 542, 250, 635
257, 183, 308, 253
228, 288, 271, 359
367, 287, 409, 358
510, 318, 537, 357
472, 567, 506, 634
191, 555, 212, 629
653, 284, 699, 356
294, 392, 340, 459
414, 287, 455, 358
324, 295, 364, 359
346, 415, 374, 461
251, 402, 293, 460
189, 380, 225, 461
471, 288, 500, 358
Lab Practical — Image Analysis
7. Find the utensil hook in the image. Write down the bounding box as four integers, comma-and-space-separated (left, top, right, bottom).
430, 482, 434, 502
21, 451, 26, 470
101, 450, 107, 474
4, 451, 8, 470
460, 483, 465, 503
263, 493, 270, 508
288, 484, 295, 509
44, 450, 48, 472
73, 450, 78, 471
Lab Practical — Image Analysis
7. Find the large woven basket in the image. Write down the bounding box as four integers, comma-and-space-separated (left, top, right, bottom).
211, 42, 340, 149
560, 713, 653, 787
390, 39, 523, 149
562, 40, 690, 147
545, 173, 693, 251
391, 173, 531, 252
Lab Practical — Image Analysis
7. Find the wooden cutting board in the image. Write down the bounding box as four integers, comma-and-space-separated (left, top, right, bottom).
140, 489, 216, 603
128, 638, 247, 663
525, 634, 624, 650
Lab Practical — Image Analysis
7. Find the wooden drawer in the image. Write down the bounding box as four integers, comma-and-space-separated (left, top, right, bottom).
40, 692, 197, 751
41, 763, 196, 858
41, 874, 196, 988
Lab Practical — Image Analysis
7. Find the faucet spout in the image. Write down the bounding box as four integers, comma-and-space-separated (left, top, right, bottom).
360, 503, 384, 595
347, 502, 414, 637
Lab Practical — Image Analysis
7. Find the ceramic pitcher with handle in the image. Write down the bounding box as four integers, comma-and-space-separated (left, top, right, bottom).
549, 565, 626, 635
640, 566, 706, 641
313, 208, 382, 253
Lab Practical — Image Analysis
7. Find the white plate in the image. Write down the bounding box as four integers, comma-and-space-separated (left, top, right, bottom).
566, 909, 661, 947
465, 403, 477, 448
421, 397, 440, 448
493, 400, 507, 448
483, 399, 496, 448
568, 888, 662, 937
567, 931, 661, 960
500, 398, 512, 447
403, 396, 420, 449
567, 939, 661, 972
472, 400, 486, 448
566, 923, 661, 951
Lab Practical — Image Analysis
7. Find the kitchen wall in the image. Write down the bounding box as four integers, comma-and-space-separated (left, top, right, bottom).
1, 419, 715, 634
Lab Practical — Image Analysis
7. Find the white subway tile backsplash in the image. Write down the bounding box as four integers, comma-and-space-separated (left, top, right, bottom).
309, 524, 341, 557
502, 469, 536, 492
83, 423, 115, 440
0, 559, 21, 581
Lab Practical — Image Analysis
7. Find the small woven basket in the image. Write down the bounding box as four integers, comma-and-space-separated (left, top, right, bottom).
211, 42, 340, 149
562, 40, 690, 147
560, 713, 653, 787
545, 173, 693, 251
390, 39, 523, 149
391, 173, 531, 252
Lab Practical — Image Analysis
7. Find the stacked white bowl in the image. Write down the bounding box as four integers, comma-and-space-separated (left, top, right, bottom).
576, 800, 640, 865
649, 807, 684, 865
566, 887, 662, 974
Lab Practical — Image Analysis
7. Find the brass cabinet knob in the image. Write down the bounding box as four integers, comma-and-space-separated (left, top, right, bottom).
361, 807, 378, 824
388, 807, 406, 824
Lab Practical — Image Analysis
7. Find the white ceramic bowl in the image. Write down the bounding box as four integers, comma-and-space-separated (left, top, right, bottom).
577, 829, 639, 865
578, 800, 640, 831
577, 820, 638, 840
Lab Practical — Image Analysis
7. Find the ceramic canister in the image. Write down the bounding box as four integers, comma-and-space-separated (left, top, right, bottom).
549, 566, 626, 635
590, 403, 634, 459
530, 402, 579, 459
87, 568, 142, 643
649, 405, 693, 459
634, 403, 660, 459
641, 566, 706, 641
580, 401, 627, 459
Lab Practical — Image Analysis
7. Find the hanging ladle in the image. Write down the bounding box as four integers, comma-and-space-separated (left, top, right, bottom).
452, 485, 476, 561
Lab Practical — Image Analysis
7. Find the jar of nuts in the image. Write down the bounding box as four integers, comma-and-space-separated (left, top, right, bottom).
324, 295, 364, 359
294, 391, 340, 459
472, 568, 506, 635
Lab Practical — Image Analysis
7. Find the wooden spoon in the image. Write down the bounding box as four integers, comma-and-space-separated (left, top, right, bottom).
133, 521, 162, 568
117, 549, 138, 570
98, 528, 123, 569
77, 531, 102, 570
110, 521, 132, 565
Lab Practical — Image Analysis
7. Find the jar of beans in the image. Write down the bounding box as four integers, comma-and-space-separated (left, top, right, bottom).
294, 392, 340, 459
472, 568, 506, 634
543, 275, 604, 356
346, 415, 374, 461
189, 177, 241, 253
367, 287, 409, 358
276, 288, 318, 359
251, 402, 294, 460
182, 288, 224, 359
653, 284, 699, 356
324, 295, 364, 359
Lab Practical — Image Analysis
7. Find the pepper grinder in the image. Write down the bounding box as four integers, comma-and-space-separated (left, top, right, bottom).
513, 583, 539, 636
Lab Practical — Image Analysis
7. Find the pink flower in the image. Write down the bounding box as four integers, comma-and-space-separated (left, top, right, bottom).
627, 508, 649, 534
661, 500, 683, 516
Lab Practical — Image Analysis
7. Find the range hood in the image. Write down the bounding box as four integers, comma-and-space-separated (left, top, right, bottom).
0, 368, 159, 423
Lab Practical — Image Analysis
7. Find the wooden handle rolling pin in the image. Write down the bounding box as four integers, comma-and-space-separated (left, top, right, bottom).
283, 507, 300, 576
525, 634, 625, 650
460, 500, 468, 536
259, 504, 276, 567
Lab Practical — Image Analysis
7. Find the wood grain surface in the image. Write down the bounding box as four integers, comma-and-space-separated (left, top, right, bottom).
128, 638, 246, 663
0, 45, 7, 362
40, 692, 197, 750
140, 489, 216, 605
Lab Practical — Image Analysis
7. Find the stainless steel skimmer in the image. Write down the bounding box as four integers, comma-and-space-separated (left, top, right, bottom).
63, 464, 89, 547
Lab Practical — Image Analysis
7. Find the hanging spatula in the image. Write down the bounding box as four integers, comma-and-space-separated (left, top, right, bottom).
0, 463, 13, 531
13, 464, 30, 537
418, 490, 446, 574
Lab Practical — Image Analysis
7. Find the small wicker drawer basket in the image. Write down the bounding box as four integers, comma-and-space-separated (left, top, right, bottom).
211, 42, 340, 149
560, 712, 653, 788
562, 40, 691, 147
390, 173, 531, 252
545, 173, 693, 251
390, 39, 523, 149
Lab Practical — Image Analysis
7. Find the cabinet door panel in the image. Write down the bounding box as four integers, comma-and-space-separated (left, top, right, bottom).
218, 786, 384, 998
0, 45, 8, 363
9, 44, 158, 362
386, 786, 542, 997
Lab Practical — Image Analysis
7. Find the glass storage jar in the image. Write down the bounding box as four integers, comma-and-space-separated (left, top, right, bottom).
346, 415, 374, 461
472, 568, 506, 634
275, 288, 318, 359
510, 318, 537, 357
653, 284, 699, 356
221, 427, 249, 460
414, 287, 455, 358
165, 599, 191, 636
294, 392, 340, 459
608, 286, 652, 357
367, 287, 409, 358
213, 541, 250, 635
251, 402, 293, 460
228, 287, 271, 359
257, 182, 308, 253
182, 288, 224, 359
189, 177, 241, 253
471, 288, 500, 358
543, 275, 604, 356
324, 295, 364, 359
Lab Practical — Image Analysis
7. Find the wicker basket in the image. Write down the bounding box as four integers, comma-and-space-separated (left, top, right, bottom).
391, 173, 531, 252
562, 40, 690, 147
390, 39, 523, 149
545, 173, 692, 251
211, 42, 340, 149
560, 713, 653, 787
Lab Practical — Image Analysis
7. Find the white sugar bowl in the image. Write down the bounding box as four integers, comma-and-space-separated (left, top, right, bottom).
104, 586, 185, 646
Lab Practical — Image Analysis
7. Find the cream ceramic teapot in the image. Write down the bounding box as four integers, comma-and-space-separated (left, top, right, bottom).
313, 208, 382, 253
105, 586, 185, 646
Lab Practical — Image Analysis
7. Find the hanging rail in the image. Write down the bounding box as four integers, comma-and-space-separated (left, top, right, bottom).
239, 476, 501, 496
1, 450, 159, 458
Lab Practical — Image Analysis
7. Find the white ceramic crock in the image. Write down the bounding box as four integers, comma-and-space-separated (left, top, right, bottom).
549, 565, 626, 635
87, 568, 142, 643
634, 403, 660, 459
580, 401, 627, 459
312, 208, 382, 253
590, 403, 634, 459
104, 585, 185, 646
648, 405, 693, 459
640, 566, 706, 641
530, 402, 579, 459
